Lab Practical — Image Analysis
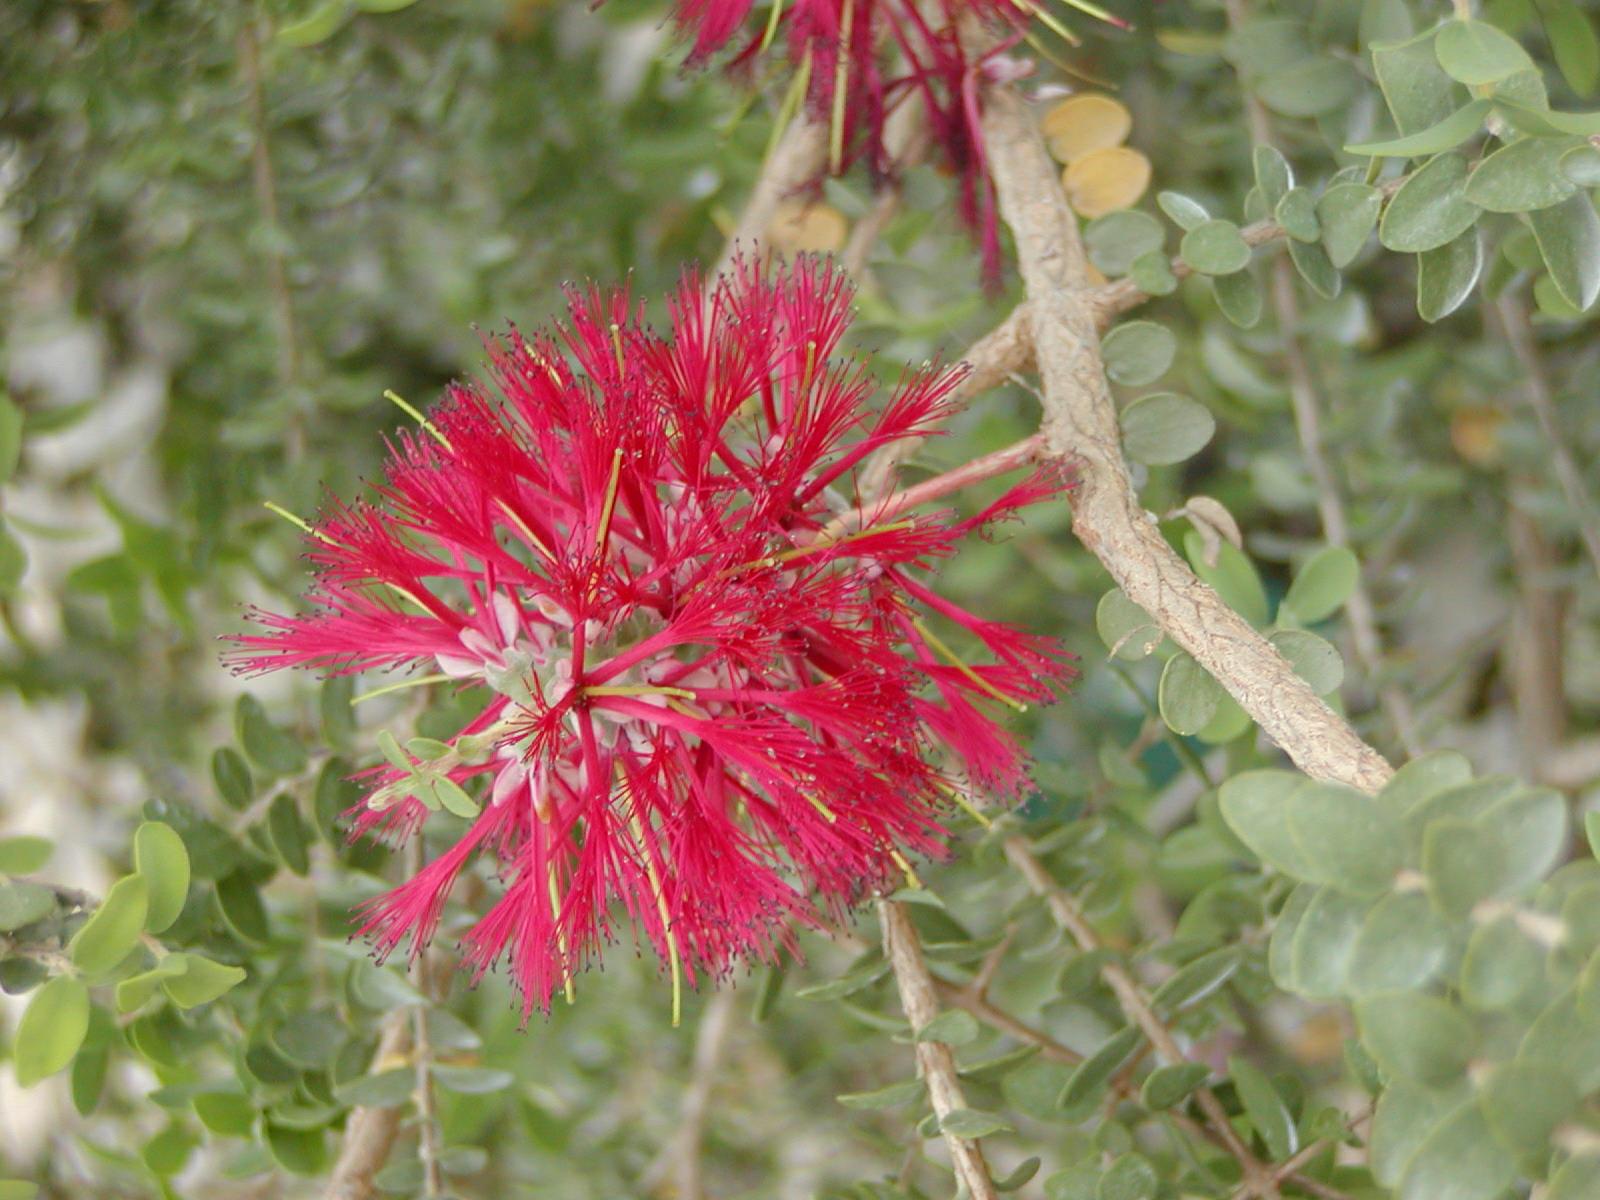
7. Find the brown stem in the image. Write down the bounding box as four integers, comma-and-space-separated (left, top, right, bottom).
324, 1012, 414, 1200
641, 989, 738, 1200
879, 899, 1000, 1200
975, 77, 1393, 793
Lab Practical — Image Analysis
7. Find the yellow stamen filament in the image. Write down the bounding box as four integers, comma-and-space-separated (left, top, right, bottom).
608, 323, 627, 377
595, 447, 625, 554
264, 501, 338, 547
759, 0, 785, 53
494, 497, 555, 562
351, 672, 452, 706
582, 684, 698, 700
547, 869, 576, 1005
829, 0, 855, 174
940, 781, 995, 829
890, 849, 923, 890
384, 389, 452, 450
913, 617, 1028, 713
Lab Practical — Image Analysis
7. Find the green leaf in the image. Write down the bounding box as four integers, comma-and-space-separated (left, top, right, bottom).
1347, 892, 1451, 994
1290, 782, 1402, 893
1549, 1155, 1600, 1200
1270, 630, 1344, 697
1370, 1079, 1471, 1186
1158, 652, 1223, 735
1318, 183, 1384, 267
1256, 59, 1359, 118
1462, 916, 1543, 1010
432, 1065, 515, 1093
837, 1079, 924, 1110
915, 1008, 980, 1047
193, 1091, 257, 1137
1423, 819, 1507, 917
1157, 191, 1209, 230
1283, 546, 1359, 624
1211, 269, 1263, 328
1085, 211, 1165, 275
1140, 1063, 1211, 1110
1129, 249, 1179, 296
1483, 787, 1567, 892
1399, 1102, 1516, 1200
1275, 188, 1319, 243
1380, 750, 1475, 813
1435, 19, 1536, 85
134, 821, 190, 934
431, 775, 481, 820
938, 1108, 1011, 1138
68, 874, 148, 976
273, 1009, 348, 1067
1380, 154, 1482, 252
1102, 321, 1177, 386
13, 976, 90, 1086
1059, 1026, 1142, 1112
1347, 98, 1491, 156
1119, 393, 1215, 466
1220, 771, 1321, 879
235, 694, 307, 776
215, 872, 271, 944
0, 880, 55, 932
1372, 30, 1465, 135
1150, 946, 1242, 1013
1183, 532, 1269, 625
995, 1157, 1041, 1193
1287, 237, 1342, 298
1562, 143, 1600, 186
1288, 887, 1372, 998
1096, 1152, 1157, 1200
1228, 1055, 1297, 1161
1538, 0, 1600, 95
115, 956, 188, 1013
0, 396, 21, 485
265, 1124, 328, 1176
1529, 192, 1600, 310
1253, 146, 1293, 206
1478, 1061, 1577, 1164
0, 526, 27, 597
1417, 229, 1484, 322
0, 1183, 39, 1200
267, 794, 311, 876
162, 953, 246, 1008
277, 0, 352, 47
1096, 589, 1164, 661
333, 1068, 416, 1107
1268, 883, 1316, 988
1356, 993, 1475, 1084
0, 835, 52, 875
1180, 220, 1253, 275
1588, 809, 1600, 860
1465, 136, 1579, 212
211, 748, 254, 811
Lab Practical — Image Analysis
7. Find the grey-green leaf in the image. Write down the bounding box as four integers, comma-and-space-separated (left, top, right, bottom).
1283, 545, 1358, 624
1417, 229, 1483, 322
1180, 220, 1253, 276
1464, 136, 1579, 212
1318, 183, 1383, 268
1102, 321, 1177, 386
1356, 993, 1475, 1084
1379, 153, 1482, 252
1347, 98, 1490, 157
1211, 270, 1263, 328
1435, 19, 1536, 85
1120, 393, 1215, 466
1529, 191, 1600, 310
1158, 652, 1223, 735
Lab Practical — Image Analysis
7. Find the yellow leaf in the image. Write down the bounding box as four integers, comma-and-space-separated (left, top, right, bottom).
1042, 94, 1133, 164
1063, 147, 1152, 218
767, 201, 849, 256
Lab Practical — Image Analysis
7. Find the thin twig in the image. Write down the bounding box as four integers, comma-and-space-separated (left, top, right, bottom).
641, 989, 738, 1199
975, 68, 1394, 793
409, 842, 445, 1199
1491, 292, 1600, 583
239, 21, 305, 462
324, 1011, 414, 1200
879, 899, 1001, 1200
1002, 837, 1281, 1200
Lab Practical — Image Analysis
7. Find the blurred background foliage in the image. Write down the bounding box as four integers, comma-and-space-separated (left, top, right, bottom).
6, 0, 1600, 1197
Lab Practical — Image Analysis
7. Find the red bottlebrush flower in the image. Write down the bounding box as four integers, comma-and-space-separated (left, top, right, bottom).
668, 0, 1127, 286
231, 257, 1071, 1020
